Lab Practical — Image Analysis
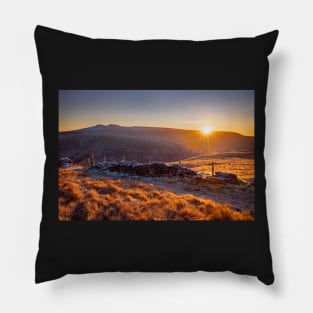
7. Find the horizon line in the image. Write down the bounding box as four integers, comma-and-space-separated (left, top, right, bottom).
59, 123, 254, 137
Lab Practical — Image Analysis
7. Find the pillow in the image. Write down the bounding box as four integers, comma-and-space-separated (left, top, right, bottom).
34, 25, 278, 285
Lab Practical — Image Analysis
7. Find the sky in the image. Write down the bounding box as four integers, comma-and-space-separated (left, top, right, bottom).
59, 90, 254, 135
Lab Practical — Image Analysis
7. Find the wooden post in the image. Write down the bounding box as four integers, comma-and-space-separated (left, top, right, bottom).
212, 161, 214, 176
91, 153, 95, 167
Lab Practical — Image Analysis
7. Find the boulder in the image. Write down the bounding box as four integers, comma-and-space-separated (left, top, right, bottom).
246, 178, 254, 186
215, 172, 237, 180
215, 172, 239, 184
59, 157, 73, 168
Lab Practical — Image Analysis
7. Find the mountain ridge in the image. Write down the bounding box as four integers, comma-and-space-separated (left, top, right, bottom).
59, 124, 254, 163
60, 124, 254, 138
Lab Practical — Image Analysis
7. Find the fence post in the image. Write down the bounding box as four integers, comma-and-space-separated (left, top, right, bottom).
91, 153, 95, 167
212, 161, 214, 176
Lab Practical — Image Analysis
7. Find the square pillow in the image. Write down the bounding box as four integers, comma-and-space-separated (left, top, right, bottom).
34, 25, 278, 284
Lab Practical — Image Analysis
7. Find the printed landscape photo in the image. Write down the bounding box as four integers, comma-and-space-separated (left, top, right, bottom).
58, 90, 255, 221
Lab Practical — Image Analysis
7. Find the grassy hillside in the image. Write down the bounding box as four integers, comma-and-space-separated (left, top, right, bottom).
59, 125, 254, 163
168, 151, 254, 181
59, 168, 254, 221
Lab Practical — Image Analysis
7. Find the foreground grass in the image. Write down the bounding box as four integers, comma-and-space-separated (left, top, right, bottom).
58, 169, 254, 221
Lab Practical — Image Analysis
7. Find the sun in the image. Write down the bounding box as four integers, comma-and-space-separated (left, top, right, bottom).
201, 125, 212, 135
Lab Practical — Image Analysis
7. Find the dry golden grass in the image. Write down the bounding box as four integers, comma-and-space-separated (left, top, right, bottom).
168, 153, 254, 181
58, 169, 254, 221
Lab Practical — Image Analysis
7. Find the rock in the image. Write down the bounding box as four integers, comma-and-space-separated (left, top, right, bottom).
105, 162, 198, 177
109, 171, 119, 177
91, 161, 243, 185
96, 162, 109, 170
59, 157, 73, 168
215, 172, 240, 184
129, 176, 139, 179
206, 177, 226, 185
215, 172, 238, 180
246, 178, 254, 186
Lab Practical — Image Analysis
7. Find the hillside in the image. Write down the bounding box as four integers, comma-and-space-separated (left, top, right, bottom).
58, 168, 254, 221
168, 151, 254, 181
59, 124, 254, 163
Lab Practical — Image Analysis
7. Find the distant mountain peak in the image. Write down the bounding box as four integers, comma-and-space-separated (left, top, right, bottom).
74, 123, 124, 132
77, 124, 106, 132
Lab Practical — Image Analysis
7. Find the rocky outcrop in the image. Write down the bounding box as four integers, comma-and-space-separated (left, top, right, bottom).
59, 157, 73, 168
94, 162, 243, 184
96, 162, 197, 177
215, 172, 239, 184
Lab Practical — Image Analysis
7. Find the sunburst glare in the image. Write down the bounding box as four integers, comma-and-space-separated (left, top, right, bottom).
201, 125, 212, 135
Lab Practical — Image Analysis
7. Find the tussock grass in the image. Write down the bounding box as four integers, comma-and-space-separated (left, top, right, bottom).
58, 169, 254, 221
